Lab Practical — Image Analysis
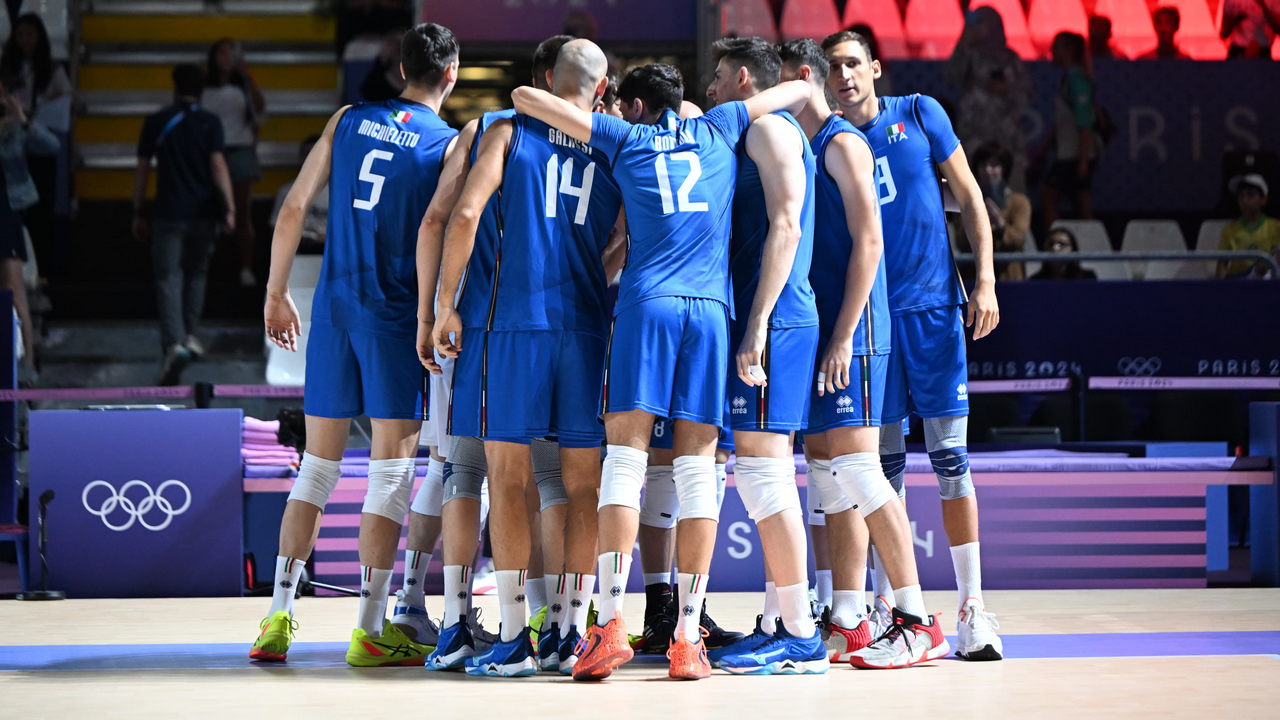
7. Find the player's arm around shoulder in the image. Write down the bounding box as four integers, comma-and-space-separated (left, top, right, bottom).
938, 143, 1000, 340
264, 104, 351, 352
741, 80, 810, 122
511, 86, 593, 143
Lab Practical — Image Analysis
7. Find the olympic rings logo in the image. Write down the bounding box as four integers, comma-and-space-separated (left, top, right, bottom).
81, 480, 192, 532
1117, 357, 1162, 377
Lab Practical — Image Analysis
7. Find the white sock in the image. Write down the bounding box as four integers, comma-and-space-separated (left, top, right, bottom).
401, 548, 430, 608
872, 547, 893, 604
443, 565, 470, 628
496, 569, 527, 642
674, 572, 709, 643
832, 590, 867, 628
527, 575, 547, 616
358, 566, 393, 637
597, 552, 632, 627
268, 556, 305, 617
546, 573, 566, 628
565, 573, 595, 630
761, 581, 780, 634
951, 541, 983, 607
777, 581, 815, 638
815, 569, 833, 610
643, 572, 671, 587
893, 584, 927, 620
715, 463, 728, 511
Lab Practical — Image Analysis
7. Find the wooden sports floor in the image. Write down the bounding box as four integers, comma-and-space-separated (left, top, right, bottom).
2, 589, 1278, 718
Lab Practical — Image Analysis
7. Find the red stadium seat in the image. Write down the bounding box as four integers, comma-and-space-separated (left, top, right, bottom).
841, 0, 910, 59
970, 0, 1040, 59
1092, 0, 1157, 59
779, 0, 841, 41
1027, 0, 1088, 53
904, 0, 964, 59
1159, 0, 1226, 59
722, 0, 779, 43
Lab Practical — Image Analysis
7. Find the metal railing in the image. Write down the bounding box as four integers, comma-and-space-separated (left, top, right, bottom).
954, 250, 1280, 278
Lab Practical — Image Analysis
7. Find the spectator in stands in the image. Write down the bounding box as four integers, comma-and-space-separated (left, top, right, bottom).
133, 64, 235, 386
1088, 15, 1117, 59
1139, 7, 1191, 60
269, 135, 326, 247
1217, 174, 1280, 278
0, 13, 70, 281
1041, 32, 1101, 230
1030, 227, 1097, 280
359, 29, 408, 101
1221, 0, 1280, 59
963, 141, 1031, 280
946, 6, 1032, 192
0, 78, 58, 370
205, 38, 266, 288
850, 24, 893, 96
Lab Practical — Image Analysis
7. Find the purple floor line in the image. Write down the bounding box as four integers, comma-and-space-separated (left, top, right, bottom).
1, 632, 1277, 672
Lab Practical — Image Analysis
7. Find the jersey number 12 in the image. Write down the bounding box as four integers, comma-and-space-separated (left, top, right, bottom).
353, 149, 393, 210
655, 152, 708, 214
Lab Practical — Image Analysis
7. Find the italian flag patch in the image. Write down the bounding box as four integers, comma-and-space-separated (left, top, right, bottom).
390, 110, 413, 123
886, 122, 905, 139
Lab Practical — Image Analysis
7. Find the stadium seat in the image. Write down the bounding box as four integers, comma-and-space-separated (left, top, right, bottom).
970, 0, 1040, 59
1026, 0, 1088, 53
1177, 219, 1232, 278
1159, 0, 1227, 59
904, 0, 964, 59
841, 0, 910, 59
1120, 220, 1188, 280
780, 0, 841, 42
722, 0, 780, 44
1092, 0, 1157, 59
1050, 219, 1130, 280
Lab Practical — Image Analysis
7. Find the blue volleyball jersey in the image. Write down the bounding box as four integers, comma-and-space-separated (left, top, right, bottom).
729, 111, 818, 329
314, 99, 456, 338
457, 109, 516, 329
588, 103, 751, 316
479, 114, 623, 335
856, 94, 965, 316
809, 114, 890, 355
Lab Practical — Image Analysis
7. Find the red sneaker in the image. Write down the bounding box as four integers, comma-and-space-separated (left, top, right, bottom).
667, 635, 711, 680
823, 617, 872, 662
849, 609, 950, 670
571, 612, 634, 681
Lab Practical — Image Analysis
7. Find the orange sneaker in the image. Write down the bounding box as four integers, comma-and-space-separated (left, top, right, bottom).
571, 612, 634, 682
666, 634, 711, 680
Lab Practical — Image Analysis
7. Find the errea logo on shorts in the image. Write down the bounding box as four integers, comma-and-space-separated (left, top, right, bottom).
836, 395, 855, 413
957, 383, 969, 401
731, 396, 748, 415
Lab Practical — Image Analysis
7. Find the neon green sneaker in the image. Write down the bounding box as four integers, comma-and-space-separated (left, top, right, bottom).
530, 605, 548, 647
587, 600, 598, 628
249, 611, 297, 662
346, 621, 432, 667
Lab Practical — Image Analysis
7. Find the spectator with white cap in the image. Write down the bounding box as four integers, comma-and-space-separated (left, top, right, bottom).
1217, 173, 1280, 278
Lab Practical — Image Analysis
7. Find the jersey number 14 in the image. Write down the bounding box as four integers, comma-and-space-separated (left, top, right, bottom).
544, 155, 597, 225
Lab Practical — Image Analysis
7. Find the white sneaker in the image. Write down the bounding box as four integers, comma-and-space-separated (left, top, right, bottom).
239, 268, 258, 287
849, 608, 950, 670
184, 334, 205, 359
955, 598, 1003, 661
389, 589, 440, 645
868, 595, 893, 639
468, 607, 498, 652
472, 558, 497, 595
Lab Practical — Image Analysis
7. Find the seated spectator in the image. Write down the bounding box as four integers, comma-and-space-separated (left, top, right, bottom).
1138, 7, 1191, 60
1221, 0, 1280, 59
270, 135, 327, 247
359, 29, 407, 102
1031, 227, 1098, 280
968, 141, 1031, 280
1089, 16, 1117, 59
1217, 174, 1280, 278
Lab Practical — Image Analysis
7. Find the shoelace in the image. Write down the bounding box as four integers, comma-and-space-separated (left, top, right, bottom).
962, 605, 1000, 633
868, 620, 918, 658
260, 616, 299, 638
469, 609, 498, 643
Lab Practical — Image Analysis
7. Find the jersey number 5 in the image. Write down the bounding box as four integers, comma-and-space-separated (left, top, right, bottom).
353, 149, 394, 210
545, 156, 597, 225
655, 152, 708, 214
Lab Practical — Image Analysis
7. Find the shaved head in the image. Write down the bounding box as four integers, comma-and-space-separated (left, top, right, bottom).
553, 38, 608, 103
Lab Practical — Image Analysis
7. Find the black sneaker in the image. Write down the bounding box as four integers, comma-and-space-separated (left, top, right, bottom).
699, 598, 745, 650
157, 343, 193, 386
636, 583, 676, 653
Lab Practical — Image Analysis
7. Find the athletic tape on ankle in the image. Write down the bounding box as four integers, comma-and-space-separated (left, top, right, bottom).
733, 456, 801, 522
362, 458, 416, 522
599, 445, 647, 511
443, 436, 486, 504
924, 416, 974, 500
830, 452, 897, 519
639, 465, 679, 529
531, 438, 568, 510
673, 456, 718, 521
287, 452, 343, 509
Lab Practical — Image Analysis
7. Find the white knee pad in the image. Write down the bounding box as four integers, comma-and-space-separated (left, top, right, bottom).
924, 415, 974, 501
532, 438, 568, 510
808, 458, 854, 523
443, 436, 486, 505
599, 445, 647, 512
409, 457, 445, 517
733, 456, 801, 522
830, 452, 898, 519
639, 465, 679, 529
673, 455, 719, 521
805, 462, 825, 526
362, 458, 416, 523
715, 463, 727, 512
287, 452, 343, 509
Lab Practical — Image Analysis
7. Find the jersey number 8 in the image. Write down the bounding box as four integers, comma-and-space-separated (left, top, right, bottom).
353, 149, 393, 210
545, 155, 597, 225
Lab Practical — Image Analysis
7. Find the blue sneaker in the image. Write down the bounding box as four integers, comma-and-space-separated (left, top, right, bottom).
720, 623, 830, 675
464, 625, 537, 677
557, 625, 583, 675
426, 615, 477, 671
537, 622, 562, 671
708, 615, 774, 669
